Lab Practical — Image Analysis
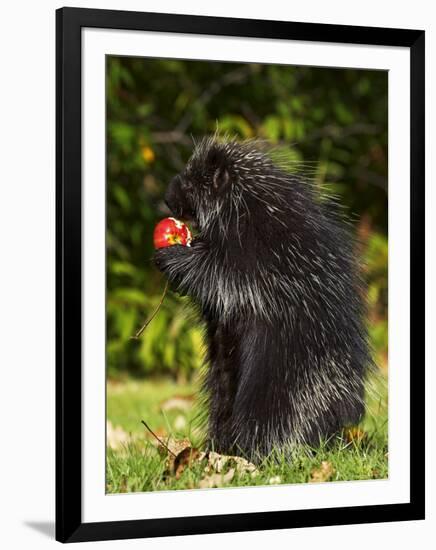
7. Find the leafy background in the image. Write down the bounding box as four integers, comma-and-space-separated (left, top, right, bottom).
106, 56, 388, 382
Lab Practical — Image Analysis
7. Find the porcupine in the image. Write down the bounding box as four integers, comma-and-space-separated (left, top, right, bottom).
154, 137, 371, 461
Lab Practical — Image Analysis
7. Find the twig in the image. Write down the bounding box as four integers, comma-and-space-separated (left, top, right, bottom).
131, 280, 169, 339
141, 419, 177, 458
151, 130, 192, 146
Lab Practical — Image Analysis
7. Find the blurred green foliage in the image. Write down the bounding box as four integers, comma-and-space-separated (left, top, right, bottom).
107, 57, 388, 379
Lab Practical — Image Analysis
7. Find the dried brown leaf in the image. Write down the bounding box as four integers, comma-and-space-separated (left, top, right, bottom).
157, 437, 191, 458
173, 447, 201, 479
344, 427, 367, 444
198, 468, 235, 489
203, 451, 257, 477
310, 461, 335, 483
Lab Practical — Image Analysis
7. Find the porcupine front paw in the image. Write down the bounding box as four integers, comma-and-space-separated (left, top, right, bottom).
153, 244, 186, 273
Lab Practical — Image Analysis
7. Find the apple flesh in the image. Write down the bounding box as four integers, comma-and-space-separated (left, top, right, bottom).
153, 217, 192, 249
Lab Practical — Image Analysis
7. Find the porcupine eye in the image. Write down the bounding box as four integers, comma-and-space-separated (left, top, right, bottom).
180, 178, 193, 192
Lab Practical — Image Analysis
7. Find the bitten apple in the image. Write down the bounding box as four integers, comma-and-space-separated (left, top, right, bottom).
153, 217, 192, 249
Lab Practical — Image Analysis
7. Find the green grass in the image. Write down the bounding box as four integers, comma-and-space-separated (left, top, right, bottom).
106, 373, 388, 493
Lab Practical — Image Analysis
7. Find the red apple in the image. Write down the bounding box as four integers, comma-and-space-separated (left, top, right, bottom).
153, 217, 192, 249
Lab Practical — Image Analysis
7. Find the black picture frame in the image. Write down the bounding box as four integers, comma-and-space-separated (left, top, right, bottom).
56, 6, 425, 543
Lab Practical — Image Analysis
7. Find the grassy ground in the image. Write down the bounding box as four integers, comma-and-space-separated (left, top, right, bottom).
106, 373, 388, 493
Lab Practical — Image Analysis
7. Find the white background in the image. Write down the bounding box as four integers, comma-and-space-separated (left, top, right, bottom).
0, 0, 433, 548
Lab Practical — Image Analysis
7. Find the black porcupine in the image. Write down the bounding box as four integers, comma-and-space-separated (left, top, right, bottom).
154, 137, 371, 460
